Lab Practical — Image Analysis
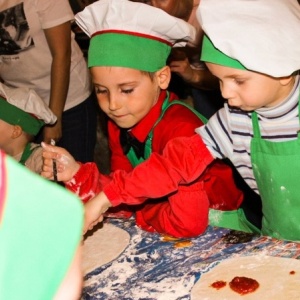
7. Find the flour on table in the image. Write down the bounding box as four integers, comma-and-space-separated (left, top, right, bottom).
191, 255, 300, 300
82, 222, 130, 275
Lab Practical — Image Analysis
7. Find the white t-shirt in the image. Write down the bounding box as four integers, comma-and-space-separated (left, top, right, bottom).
0, 0, 92, 110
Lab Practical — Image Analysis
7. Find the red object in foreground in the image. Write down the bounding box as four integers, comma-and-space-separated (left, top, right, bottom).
229, 276, 259, 295
211, 280, 227, 290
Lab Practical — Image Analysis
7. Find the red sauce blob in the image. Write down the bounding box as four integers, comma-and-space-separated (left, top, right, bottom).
211, 280, 227, 290
290, 270, 296, 275
229, 276, 259, 295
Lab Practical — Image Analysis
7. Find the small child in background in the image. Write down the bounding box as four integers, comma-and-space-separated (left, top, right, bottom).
70, 0, 299, 240
42, 0, 246, 238
0, 83, 57, 174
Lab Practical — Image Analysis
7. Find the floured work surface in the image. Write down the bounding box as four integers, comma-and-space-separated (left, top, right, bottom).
191, 255, 300, 299
82, 222, 130, 275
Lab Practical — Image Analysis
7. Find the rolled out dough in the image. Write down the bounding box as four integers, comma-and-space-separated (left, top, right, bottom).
82, 222, 130, 275
191, 255, 300, 300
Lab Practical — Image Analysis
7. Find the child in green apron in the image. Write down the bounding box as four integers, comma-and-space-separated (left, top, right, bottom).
63, 0, 300, 241
0, 83, 57, 174
196, 0, 300, 241
0, 150, 84, 299
41, 0, 248, 238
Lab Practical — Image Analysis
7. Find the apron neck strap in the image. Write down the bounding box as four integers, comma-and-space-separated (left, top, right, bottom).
251, 111, 261, 138
19, 143, 33, 166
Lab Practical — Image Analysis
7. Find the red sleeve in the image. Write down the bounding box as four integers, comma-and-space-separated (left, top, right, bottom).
153, 103, 243, 211
65, 162, 111, 203
103, 134, 214, 205
135, 180, 210, 237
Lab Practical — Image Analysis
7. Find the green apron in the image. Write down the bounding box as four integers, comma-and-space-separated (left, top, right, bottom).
126, 92, 254, 232
19, 143, 34, 166
251, 106, 300, 241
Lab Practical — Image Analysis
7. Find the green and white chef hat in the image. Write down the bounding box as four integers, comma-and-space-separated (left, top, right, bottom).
75, 0, 196, 72
197, 0, 300, 77
0, 83, 57, 136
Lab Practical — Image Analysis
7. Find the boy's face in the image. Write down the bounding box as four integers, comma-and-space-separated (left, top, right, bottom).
206, 63, 293, 111
91, 66, 161, 128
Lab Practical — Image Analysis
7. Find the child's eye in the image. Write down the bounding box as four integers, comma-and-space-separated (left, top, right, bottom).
122, 88, 134, 94
234, 79, 245, 85
95, 87, 107, 94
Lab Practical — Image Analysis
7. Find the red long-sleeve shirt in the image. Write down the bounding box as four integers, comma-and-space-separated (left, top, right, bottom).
66, 91, 243, 237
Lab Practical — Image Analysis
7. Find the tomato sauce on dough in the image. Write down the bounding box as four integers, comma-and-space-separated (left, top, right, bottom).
229, 276, 259, 295
211, 280, 226, 290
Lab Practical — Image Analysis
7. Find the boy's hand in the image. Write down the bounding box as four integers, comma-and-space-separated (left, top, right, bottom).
83, 192, 112, 234
41, 142, 80, 182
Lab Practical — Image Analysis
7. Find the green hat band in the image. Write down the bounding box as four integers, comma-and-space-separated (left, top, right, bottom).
201, 35, 246, 70
0, 98, 44, 135
88, 31, 172, 72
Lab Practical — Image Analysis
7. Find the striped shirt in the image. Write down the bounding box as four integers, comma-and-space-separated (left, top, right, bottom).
196, 76, 300, 194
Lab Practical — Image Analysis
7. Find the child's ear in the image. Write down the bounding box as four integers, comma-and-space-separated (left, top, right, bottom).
11, 125, 23, 139
156, 66, 171, 89
279, 75, 294, 86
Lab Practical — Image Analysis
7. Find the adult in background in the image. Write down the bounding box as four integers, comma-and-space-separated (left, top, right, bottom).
0, 0, 97, 162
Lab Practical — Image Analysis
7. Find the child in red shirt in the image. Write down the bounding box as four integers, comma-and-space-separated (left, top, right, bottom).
42, 0, 244, 238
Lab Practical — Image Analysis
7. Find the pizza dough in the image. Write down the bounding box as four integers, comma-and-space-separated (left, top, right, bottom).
191, 255, 300, 300
82, 222, 130, 275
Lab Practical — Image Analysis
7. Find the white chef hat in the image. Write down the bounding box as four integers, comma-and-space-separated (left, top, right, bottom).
197, 0, 300, 77
75, 0, 196, 72
0, 83, 57, 135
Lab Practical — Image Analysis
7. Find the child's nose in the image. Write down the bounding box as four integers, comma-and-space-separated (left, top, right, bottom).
220, 83, 233, 100
109, 94, 121, 110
